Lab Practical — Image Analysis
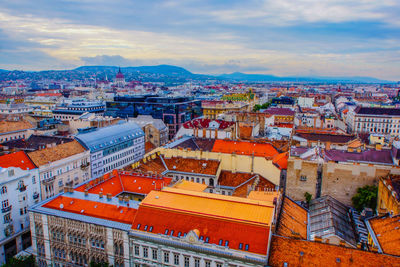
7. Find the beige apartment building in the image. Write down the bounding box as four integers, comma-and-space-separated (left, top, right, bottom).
28, 140, 91, 200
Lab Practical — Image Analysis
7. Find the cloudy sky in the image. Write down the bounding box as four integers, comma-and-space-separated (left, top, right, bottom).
0, 0, 399, 79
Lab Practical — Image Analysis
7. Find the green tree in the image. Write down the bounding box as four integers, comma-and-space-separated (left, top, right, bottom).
352, 185, 378, 212
304, 192, 312, 204
253, 101, 271, 112
2, 255, 36, 267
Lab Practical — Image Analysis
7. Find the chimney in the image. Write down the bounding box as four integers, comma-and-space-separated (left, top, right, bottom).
99, 192, 103, 198
84, 189, 88, 196
106, 193, 112, 200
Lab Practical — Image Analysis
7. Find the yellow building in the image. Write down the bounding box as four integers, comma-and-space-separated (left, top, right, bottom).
377, 175, 400, 216
201, 101, 248, 119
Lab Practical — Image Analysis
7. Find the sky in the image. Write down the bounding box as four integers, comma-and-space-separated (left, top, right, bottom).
0, 0, 399, 80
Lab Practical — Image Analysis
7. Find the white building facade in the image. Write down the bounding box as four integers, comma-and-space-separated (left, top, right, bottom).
0, 152, 40, 264
75, 122, 145, 178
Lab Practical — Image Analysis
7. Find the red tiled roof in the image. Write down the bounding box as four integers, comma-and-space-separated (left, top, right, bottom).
212, 140, 279, 158
163, 157, 220, 175
276, 197, 308, 239
43, 196, 136, 224
0, 151, 36, 170
35, 93, 62, 97
268, 235, 400, 267
132, 205, 270, 255
182, 118, 235, 130
75, 171, 172, 197
272, 152, 288, 170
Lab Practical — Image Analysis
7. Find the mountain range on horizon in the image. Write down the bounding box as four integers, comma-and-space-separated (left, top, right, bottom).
0, 65, 396, 84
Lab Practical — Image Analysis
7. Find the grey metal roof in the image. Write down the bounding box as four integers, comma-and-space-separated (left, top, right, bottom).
75, 122, 144, 152
309, 195, 357, 246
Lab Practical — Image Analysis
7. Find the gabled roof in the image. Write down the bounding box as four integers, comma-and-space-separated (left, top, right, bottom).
0, 151, 36, 170
272, 152, 288, 170
369, 215, 400, 256
309, 196, 357, 246
28, 140, 86, 166
276, 196, 308, 239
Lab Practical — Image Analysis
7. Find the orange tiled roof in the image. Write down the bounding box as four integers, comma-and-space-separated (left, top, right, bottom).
272, 152, 288, 170
369, 215, 400, 256
28, 140, 86, 166
163, 157, 220, 175
134, 156, 166, 174
239, 125, 253, 139
276, 197, 308, 239
212, 140, 279, 158
43, 196, 136, 224
75, 171, 172, 196
268, 235, 400, 267
0, 120, 34, 134
0, 151, 36, 170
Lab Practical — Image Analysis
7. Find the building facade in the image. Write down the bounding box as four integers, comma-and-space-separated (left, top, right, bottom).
0, 152, 40, 264
52, 99, 105, 120
28, 141, 91, 200
347, 106, 400, 135
75, 122, 145, 179
105, 95, 202, 139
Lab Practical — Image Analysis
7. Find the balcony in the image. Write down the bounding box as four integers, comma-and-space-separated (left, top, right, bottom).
1, 205, 12, 213
18, 185, 27, 192
80, 162, 90, 170
42, 176, 56, 184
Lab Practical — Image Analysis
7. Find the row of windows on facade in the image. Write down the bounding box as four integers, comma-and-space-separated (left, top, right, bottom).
1, 178, 33, 195
0, 134, 26, 143
99, 138, 144, 157
97, 153, 143, 176
94, 146, 141, 168
133, 245, 224, 267
135, 225, 249, 251
43, 160, 86, 180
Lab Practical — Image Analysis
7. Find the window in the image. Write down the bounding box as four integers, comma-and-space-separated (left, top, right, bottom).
144, 225, 148, 231
194, 258, 200, 267
143, 247, 148, 258
1, 186, 7, 194
2, 199, 9, 208
245, 244, 249, 251
225, 240, 229, 247
4, 213, 11, 223
239, 243, 243, 250
165, 229, 169, 235
174, 254, 179, 265
152, 248, 157, 260
32, 176, 36, 184
170, 230, 174, 236
219, 239, 223, 246
137, 224, 141, 229
163, 251, 169, 263
184, 256, 190, 267
205, 237, 209, 243
134, 245, 139, 256
216, 263, 223, 267
300, 175, 307, 181
149, 226, 153, 232
205, 261, 211, 267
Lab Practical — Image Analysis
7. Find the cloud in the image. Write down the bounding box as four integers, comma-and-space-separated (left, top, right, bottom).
0, 1, 399, 79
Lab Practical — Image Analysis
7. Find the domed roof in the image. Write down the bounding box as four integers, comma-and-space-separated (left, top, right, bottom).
116, 67, 124, 79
